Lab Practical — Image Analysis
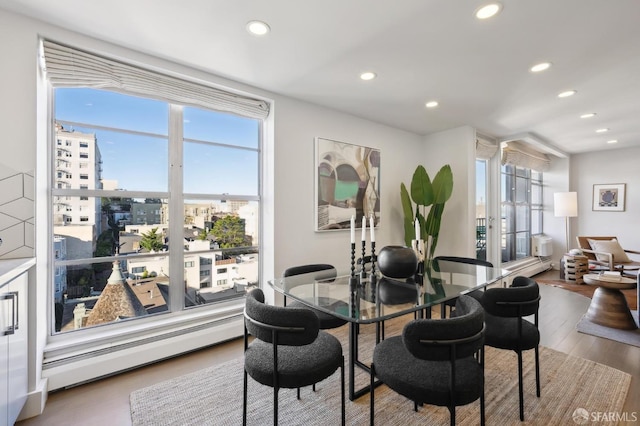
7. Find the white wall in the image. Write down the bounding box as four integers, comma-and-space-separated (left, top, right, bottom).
273, 98, 423, 275
571, 146, 640, 252
422, 126, 477, 258
543, 156, 571, 264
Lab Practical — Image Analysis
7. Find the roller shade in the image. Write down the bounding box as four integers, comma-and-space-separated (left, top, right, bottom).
476, 138, 498, 159
501, 141, 550, 172
41, 40, 270, 120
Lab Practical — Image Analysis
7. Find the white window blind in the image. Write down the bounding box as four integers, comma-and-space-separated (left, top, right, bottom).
476, 138, 498, 159
501, 141, 550, 172
41, 40, 270, 120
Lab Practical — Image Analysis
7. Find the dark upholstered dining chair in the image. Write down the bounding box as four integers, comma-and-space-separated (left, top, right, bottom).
370, 294, 486, 426
243, 288, 345, 425
282, 264, 348, 330
469, 276, 540, 421
432, 256, 494, 318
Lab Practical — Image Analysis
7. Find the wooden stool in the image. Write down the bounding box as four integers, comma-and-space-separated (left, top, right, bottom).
563, 254, 588, 284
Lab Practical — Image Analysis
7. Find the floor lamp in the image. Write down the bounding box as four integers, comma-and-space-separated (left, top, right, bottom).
554, 192, 578, 254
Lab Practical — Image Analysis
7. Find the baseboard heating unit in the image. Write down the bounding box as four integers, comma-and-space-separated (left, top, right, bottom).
502, 256, 552, 286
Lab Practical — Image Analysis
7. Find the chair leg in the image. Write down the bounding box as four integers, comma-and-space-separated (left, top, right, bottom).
370, 363, 375, 426
480, 386, 485, 426
313, 383, 316, 392
441, 303, 446, 319
535, 346, 541, 397
274, 386, 279, 426
341, 357, 346, 426
448, 406, 455, 426
243, 370, 248, 426
297, 387, 300, 399
517, 350, 524, 421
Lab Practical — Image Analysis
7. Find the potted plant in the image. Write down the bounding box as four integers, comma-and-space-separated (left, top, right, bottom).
400, 164, 453, 269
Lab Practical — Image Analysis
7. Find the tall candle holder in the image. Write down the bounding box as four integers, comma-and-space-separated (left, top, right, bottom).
360, 240, 367, 281
370, 241, 376, 277
350, 242, 357, 291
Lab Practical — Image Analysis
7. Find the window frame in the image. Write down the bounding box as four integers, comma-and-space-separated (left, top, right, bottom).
47, 86, 265, 346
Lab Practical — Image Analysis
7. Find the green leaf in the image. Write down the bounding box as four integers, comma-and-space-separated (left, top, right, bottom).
410, 165, 434, 207
432, 165, 453, 204
400, 183, 414, 245
425, 203, 445, 259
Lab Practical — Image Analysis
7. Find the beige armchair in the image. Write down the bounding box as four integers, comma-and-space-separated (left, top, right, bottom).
576, 236, 640, 274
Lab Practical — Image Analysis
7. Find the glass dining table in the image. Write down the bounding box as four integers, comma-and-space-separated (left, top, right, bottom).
268, 259, 509, 400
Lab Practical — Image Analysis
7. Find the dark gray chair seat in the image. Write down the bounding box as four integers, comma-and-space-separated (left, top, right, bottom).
245, 331, 343, 388
373, 339, 483, 407
483, 314, 539, 350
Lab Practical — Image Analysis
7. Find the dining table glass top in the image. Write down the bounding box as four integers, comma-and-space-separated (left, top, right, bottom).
268, 259, 508, 324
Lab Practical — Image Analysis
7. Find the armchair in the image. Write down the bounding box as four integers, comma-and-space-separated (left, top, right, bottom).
576, 236, 640, 274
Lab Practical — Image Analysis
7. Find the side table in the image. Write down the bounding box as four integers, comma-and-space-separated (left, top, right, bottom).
563, 254, 588, 284
582, 273, 638, 330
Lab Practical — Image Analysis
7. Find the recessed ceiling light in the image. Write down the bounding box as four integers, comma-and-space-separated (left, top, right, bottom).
360, 72, 377, 81
595, 128, 609, 133
580, 113, 596, 119
475, 3, 502, 19
558, 90, 576, 98
425, 101, 439, 108
530, 62, 551, 73
606, 140, 618, 144
246, 20, 270, 36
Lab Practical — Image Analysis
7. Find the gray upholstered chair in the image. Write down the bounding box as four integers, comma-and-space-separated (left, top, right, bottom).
470, 276, 540, 421
243, 288, 345, 426
370, 294, 485, 426
283, 264, 348, 330
432, 256, 494, 318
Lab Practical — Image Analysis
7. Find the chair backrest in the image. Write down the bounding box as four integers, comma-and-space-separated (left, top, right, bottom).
576, 236, 617, 262
482, 276, 540, 318
432, 256, 493, 269
402, 294, 484, 361
283, 264, 336, 280
244, 288, 319, 346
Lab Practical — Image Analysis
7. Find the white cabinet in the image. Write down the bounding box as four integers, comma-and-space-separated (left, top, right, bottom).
1, 269, 28, 426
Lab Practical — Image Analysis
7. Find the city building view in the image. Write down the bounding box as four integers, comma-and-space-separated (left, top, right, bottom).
52, 90, 260, 333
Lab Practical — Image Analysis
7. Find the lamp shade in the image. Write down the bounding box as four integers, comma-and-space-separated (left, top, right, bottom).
554, 192, 578, 217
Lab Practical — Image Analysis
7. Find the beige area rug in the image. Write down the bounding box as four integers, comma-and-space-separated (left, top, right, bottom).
130, 321, 631, 426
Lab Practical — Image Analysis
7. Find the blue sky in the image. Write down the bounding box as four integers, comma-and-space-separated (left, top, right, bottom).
55, 88, 259, 195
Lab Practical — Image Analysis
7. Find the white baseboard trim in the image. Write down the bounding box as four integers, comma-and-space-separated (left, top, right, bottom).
18, 378, 48, 421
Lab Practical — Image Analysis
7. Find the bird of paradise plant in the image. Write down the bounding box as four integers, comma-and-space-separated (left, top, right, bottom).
400, 164, 453, 270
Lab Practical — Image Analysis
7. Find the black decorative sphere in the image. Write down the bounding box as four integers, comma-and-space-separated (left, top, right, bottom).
377, 245, 418, 279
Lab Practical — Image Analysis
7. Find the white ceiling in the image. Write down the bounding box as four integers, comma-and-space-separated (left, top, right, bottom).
3, 0, 640, 154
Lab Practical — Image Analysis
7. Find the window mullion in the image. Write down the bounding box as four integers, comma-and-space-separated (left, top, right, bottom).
168, 104, 184, 310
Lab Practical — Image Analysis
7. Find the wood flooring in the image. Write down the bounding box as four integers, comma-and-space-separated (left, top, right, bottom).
17, 269, 640, 426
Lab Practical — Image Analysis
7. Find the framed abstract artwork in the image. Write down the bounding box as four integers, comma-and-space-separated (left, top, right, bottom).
592, 183, 625, 211
314, 137, 380, 231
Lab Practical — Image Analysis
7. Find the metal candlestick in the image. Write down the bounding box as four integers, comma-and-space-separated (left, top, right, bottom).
350, 242, 358, 290
360, 240, 367, 280
370, 241, 376, 277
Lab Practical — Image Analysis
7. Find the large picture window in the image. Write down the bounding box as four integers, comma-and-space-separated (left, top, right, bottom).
46, 42, 266, 335
501, 164, 543, 263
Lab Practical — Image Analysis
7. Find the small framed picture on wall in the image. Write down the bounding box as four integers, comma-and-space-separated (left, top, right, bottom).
592, 183, 625, 211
